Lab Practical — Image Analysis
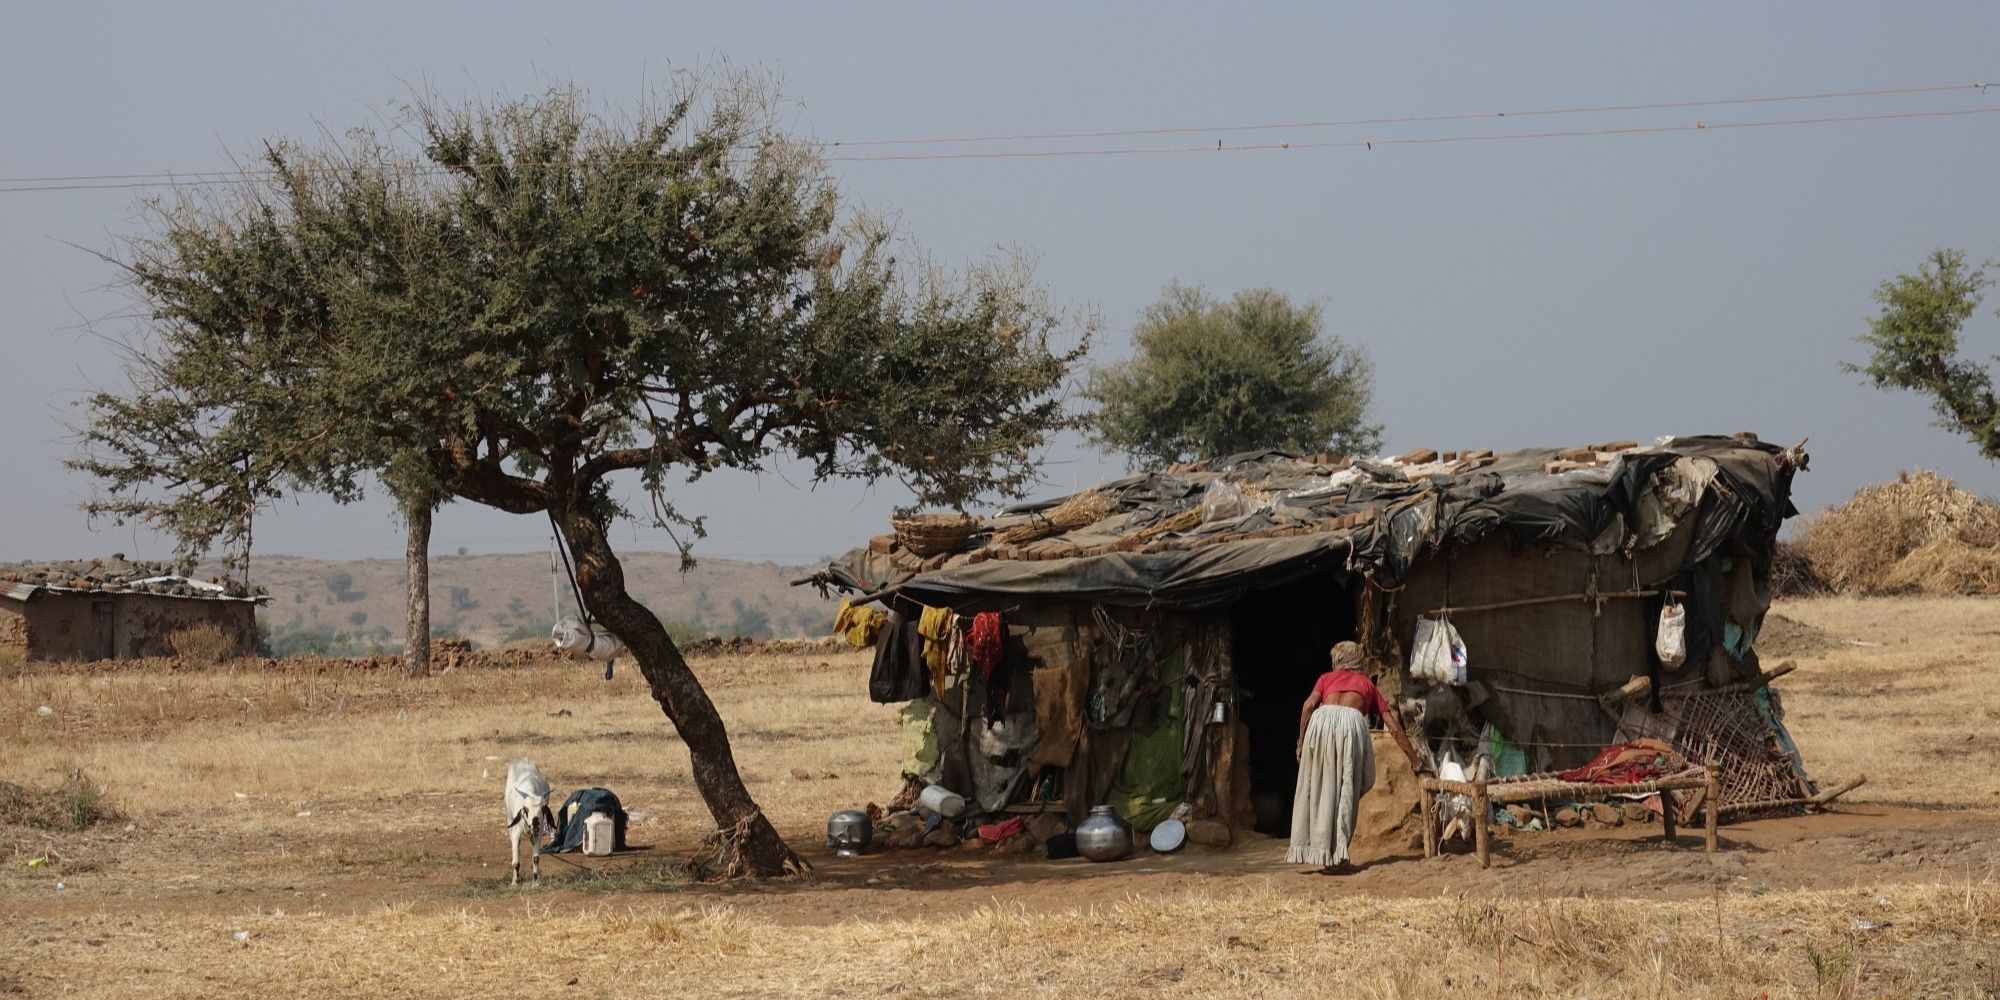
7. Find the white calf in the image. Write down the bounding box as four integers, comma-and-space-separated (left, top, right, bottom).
504, 758, 555, 885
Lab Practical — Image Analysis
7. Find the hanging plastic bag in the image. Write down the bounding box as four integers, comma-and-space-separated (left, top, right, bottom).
553, 617, 625, 661
1410, 615, 1468, 685
1654, 599, 1687, 669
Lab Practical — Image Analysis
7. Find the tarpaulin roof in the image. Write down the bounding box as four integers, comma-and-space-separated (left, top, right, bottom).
821, 434, 1806, 610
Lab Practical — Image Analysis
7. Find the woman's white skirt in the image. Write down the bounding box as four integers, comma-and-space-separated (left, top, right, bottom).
1286, 704, 1376, 865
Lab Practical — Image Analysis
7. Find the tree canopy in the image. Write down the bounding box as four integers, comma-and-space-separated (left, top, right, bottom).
73, 79, 1089, 875
1085, 284, 1380, 467
1849, 248, 2000, 462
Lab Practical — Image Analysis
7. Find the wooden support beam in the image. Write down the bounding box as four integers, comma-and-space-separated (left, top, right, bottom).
1425, 588, 1684, 617
1420, 785, 1439, 859
1704, 768, 1721, 853
1472, 784, 1491, 869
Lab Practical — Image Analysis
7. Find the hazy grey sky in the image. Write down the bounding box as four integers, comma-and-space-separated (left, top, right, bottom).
4, 3, 1997, 566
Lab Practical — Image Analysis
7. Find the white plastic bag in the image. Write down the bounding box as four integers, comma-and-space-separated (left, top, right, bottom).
1654, 600, 1687, 669
553, 617, 625, 661
1410, 615, 1468, 685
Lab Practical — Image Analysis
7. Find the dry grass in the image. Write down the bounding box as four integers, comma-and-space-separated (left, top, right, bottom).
8, 879, 1996, 997
1799, 471, 2000, 595
167, 623, 239, 665
0, 771, 120, 831
1772, 596, 2000, 809
3, 600, 1999, 998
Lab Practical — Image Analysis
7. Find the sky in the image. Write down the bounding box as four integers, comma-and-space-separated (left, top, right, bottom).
3, 3, 1997, 567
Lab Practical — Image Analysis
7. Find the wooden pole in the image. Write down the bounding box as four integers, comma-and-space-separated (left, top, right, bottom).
1809, 774, 1867, 806
1426, 588, 1684, 617
1420, 785, 1439, 859
1703, 768, 1721, 853
1659, 788, 1677, 843
1473, 782, 1491, 869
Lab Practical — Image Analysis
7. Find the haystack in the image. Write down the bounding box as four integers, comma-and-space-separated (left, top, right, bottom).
1799, 471, 2000, 595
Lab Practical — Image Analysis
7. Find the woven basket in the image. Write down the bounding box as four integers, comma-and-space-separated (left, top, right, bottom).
892, 513, 983, 557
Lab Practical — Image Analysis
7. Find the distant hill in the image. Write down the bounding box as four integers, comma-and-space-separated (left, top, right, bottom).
240, 551, 840, 652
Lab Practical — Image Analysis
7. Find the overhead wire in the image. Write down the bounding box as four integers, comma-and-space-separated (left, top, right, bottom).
0, 81, 1991, 193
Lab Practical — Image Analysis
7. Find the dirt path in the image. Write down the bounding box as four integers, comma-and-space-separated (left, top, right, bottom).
7, 804, 1990, 932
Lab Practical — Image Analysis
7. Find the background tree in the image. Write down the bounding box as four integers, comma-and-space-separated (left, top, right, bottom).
1849, 248, 2000, 461
1086, 284, 1380, 466
73, 79, 1087, 876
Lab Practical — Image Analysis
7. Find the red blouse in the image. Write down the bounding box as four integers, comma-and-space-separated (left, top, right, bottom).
1312, 669, 1389, 722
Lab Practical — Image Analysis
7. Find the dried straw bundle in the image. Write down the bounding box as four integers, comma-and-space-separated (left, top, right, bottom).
1799, 471, 2000, 594
997, 490, 1114, 545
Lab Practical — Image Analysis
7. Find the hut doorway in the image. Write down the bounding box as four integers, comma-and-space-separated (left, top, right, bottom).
1230, 573, 1356, 835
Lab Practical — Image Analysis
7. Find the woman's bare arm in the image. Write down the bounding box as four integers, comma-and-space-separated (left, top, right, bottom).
1382, 701, 1427, 772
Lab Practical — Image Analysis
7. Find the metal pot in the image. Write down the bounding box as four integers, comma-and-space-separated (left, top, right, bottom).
827, 809, 873, 857
1074, 805, 1134, 862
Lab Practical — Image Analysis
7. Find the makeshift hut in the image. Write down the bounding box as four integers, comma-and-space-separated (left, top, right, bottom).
810, 433, 1819, 844
0, 558, 264, 662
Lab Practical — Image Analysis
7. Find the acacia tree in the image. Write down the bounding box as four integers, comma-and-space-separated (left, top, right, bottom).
1086, 284, 1380, 466
74, 81, 1087, 876
1849, 248, 2000, 461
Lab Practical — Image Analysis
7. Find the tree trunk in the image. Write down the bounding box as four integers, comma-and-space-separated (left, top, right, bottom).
404, 505, 432, 677
558, 508, 806, 878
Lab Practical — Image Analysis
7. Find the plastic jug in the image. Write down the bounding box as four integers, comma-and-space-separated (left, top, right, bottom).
582, 811, 615, 856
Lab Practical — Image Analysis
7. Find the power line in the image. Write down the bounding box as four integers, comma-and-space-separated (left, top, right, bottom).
0, 81, 1991, 194
818, 106, 2000, 162
822, 81, 1992, 147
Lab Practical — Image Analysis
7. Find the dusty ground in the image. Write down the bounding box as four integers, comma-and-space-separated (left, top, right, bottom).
3, 597, 1998, 998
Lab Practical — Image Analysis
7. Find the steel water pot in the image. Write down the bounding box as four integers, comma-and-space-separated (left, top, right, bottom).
827, 809, 873, 857
1074, 805, 1133, 862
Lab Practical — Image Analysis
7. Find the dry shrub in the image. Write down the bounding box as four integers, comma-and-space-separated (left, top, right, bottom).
0, 770, 121, 830
1798, 470, 2000, 595
1768, 537, 1828, 597
168, 623, 239, 664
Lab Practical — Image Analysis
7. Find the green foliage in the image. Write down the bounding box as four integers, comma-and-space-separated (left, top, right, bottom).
504, 618, 555, 643
1849, 248, 2000, 461
73, 77, 1090, 570
1087, 284, 1380, 467
663, 619, 707, 646
724, 598, 772, 639
322, 570, 353, 599
347, 610, 368, 627
448, 586, 476, 612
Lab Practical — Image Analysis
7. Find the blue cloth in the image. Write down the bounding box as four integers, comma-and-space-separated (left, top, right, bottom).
542, 787, 628, 854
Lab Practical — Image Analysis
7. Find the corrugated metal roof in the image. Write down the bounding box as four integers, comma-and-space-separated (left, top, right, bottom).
0, 578, 265, 604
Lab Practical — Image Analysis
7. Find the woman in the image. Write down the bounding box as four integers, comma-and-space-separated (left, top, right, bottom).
1287, 640, 1426, 873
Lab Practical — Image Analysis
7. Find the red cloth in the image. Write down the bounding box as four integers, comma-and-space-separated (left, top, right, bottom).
969, 612, 1004, 678
1311, 669, 1390, 722
1557, 738, 1680, 784
976, 815, 1025, 845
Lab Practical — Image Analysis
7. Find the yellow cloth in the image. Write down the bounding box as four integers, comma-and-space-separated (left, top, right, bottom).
832, 599, 887, 650
916, 605, 955, 691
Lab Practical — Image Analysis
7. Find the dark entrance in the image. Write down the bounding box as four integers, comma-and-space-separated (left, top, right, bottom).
90, 600, 116, 661
1230, 573, 1356, 835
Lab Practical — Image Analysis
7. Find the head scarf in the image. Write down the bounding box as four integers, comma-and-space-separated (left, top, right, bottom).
1329, 640, 1362, 669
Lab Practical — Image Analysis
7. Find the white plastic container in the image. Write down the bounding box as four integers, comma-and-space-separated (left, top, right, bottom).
582, 811, 615, 856
917, 784, 966, 818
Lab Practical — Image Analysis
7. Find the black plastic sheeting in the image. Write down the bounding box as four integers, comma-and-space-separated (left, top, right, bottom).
830, 436, 1800, 613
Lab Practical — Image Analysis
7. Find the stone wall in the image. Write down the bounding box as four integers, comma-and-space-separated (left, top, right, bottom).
14, 592, 256, 662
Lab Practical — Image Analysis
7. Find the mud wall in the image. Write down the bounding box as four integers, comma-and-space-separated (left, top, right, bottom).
14, 593, 256, 662
112, 595, 256, 659
1, 598, 28, 655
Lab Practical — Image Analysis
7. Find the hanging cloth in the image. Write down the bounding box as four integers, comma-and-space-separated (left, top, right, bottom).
917, 605, 955, 691
833, 599, 887, 650
968, 612, 1009, 724
868, 610, 928, 703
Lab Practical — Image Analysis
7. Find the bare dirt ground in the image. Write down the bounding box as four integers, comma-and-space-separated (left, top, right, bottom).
3, 597, 1998, 998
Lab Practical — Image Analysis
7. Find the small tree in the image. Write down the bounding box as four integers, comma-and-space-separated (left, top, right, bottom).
322, 570, 354, 602
73, 79, 1086, 876
1849, 248, 2000, 461
1086, 284, 1380, 466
